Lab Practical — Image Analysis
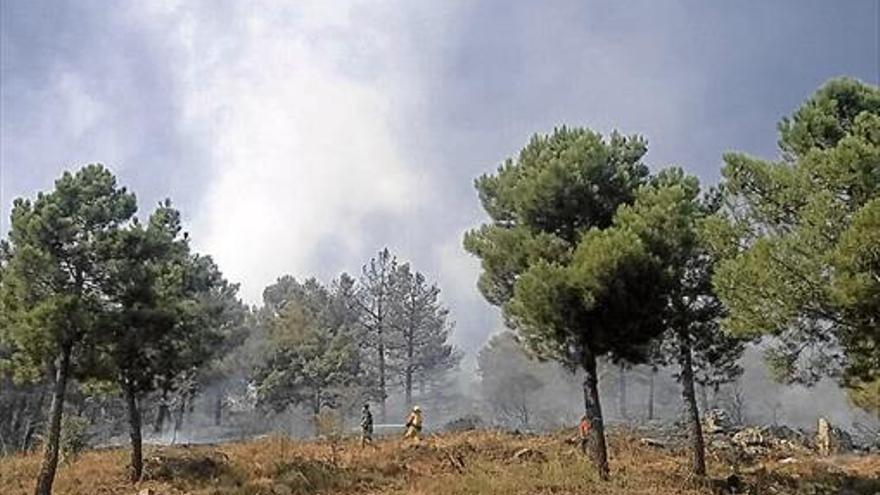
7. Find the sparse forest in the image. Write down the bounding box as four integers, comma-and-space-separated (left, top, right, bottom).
1, 78, 878, 495
463, 77, 880, 482
0, 170, 462, 493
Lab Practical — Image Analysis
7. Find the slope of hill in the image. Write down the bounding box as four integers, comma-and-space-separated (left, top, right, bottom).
1, 430, 877, 495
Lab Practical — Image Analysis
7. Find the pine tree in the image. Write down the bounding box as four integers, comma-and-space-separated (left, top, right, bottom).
387, 264, 460, 406
0, 165, 136, 495
614, 168, 746, 476
707, 77, 880, 385
353, 249, 401, 421
253, 277, 363, 431
465, 128, 657, 480
100, 201, 245, 480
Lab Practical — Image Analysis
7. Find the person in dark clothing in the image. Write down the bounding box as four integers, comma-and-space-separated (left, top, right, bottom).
360, 403, 374, 447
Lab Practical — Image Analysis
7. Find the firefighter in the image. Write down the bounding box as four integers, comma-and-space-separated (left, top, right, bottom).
403, 405, 423, 441
360, 403, 374, 447
578, 414, 592, 454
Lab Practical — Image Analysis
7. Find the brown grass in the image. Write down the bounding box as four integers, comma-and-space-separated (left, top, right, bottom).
1, 431, 877, 495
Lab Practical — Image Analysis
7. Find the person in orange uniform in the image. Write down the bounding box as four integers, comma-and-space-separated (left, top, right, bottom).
403, 405, 423, 441
578, 414, 592, 454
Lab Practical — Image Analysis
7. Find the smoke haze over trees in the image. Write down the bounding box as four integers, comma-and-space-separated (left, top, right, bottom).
1, 76, 879, 492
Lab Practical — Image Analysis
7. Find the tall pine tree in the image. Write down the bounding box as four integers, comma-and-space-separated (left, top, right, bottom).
387, 264, 460, 407
465, 128, 659, 479
0, 165, 136, 495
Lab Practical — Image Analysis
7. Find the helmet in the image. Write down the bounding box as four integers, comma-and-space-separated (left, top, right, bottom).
363, 403, 370, 410
413, 405, 421, 412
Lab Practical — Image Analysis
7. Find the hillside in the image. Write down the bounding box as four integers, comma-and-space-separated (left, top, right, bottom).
2, 430, 878, 495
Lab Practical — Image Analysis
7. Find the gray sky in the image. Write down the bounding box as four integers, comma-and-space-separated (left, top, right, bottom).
2, 1, 878, 353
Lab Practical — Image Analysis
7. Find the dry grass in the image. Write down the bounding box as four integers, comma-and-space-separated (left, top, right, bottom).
1, 430, 877, 495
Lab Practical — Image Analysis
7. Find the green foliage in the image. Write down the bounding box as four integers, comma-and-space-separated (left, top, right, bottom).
0, 164, 137, 381
506, 227, 666, 365
0, 165, 140, 492
464, 127, 649, 309
710, 77, 880, 384
98, 200, 189, 391
620, 169, 746, 388
465, 127, 658, 367
845, 376, 880, 419
465, 126, 659, 479
463, 227, 569, 307
253, 252, 461, 421
96, 195, 246, 482
58, 414, 90, 464
473, 127, 648, 243
254, 277, 363, 416
0, 165, 244, 486
830, 198, 880, 382
387, 264, 461, 397
354, 249, 401, 407
778, 77, 880, 159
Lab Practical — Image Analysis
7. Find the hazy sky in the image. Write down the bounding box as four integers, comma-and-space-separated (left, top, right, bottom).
2, 1, 878, 353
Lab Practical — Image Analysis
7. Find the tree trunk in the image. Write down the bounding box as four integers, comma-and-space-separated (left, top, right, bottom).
123, 380, 143, 482
518, 403, 530, 429
647, 366, 656, 421
34, 343, 72, 495
154, 389, 169, 434
405, 328, 414, 407
404, 369, 413, 407
213, 389, 224, 427
582, 350, 610, 481
171, 394, 186, 445
378, 336, 387, 423
678, 331, 706, 477
10, 396, 24, 448
312, 391, 322, 437
617, 363, 628, 421
21, 384, 46, 452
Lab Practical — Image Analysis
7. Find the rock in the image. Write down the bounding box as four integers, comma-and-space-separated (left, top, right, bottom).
137, 489, 155, 495
512, 447, 546, 462
816, 417, 853, 456
778, 456, 798, 464
732, 427, 768, 447
732, 425, 805, 449
712, 424, 813, 461
704, 409, 733, 434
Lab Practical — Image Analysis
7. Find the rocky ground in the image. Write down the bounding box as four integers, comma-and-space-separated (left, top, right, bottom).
629, 410, 878, 461
1, 424, 878, 495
